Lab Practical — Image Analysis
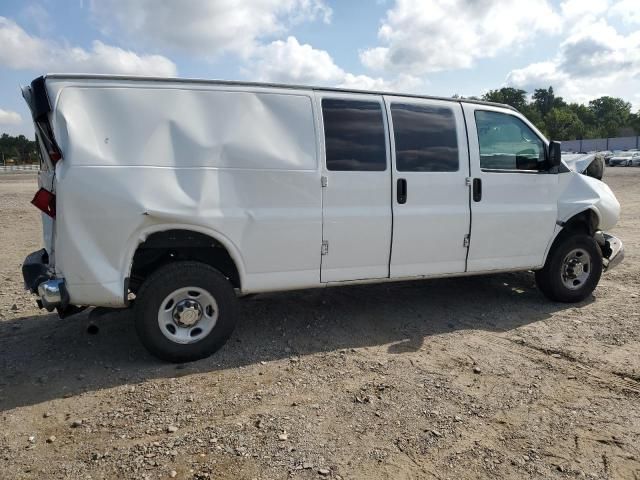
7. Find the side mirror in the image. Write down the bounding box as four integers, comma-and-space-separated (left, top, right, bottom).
548, 141, 562, 168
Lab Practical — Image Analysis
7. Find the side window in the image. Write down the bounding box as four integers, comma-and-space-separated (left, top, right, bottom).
391, 103, 458, 172
475, 111, 545, 171
322, 98, 387, 171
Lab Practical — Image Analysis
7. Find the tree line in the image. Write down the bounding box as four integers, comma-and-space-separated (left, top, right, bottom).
478, 87, 640, 141
0, 133, 38, 164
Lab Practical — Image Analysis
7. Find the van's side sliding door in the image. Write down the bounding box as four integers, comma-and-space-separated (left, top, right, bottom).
317, 93, 392, 283
385, 97, 471, 277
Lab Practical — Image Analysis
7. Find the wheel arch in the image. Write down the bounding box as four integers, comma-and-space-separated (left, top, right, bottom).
559, 208, 600, 236
123, 225, 246, 300
541, 208, 600, 267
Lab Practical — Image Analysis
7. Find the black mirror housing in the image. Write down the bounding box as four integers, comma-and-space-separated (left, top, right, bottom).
548, 141, 562, 168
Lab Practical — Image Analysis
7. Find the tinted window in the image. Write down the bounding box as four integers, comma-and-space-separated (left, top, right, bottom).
475, 111, 545, 171
322, 99, 387, 171
391, 104, 458, 172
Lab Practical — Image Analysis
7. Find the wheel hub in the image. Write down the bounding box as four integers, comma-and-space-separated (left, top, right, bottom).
172, 299, 203, 327
561, 248, 591, 290
565, 258, 584, 278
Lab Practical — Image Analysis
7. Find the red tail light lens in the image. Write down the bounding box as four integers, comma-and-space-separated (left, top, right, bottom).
31, 188, 56, 218
49, 151, 62, 164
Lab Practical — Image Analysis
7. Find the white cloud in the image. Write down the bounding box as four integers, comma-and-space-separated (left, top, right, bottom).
507, 62, 567, 91
560, 0, 608, 21
338, 73, 423, 92
0, 16, 176, 76
506, 19, 640, 108
247, 36, 423, 92
559, 21, 635, 78
21, 3, 52, 34
0, 109, 22, 125
250, 36, 344, 84
609, 0, 640, 25
360, 0, 561, 75
559, 0, 640, 32
91, 0, 332, 58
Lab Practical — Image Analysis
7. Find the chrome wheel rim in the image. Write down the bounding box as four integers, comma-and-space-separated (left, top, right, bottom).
561, 248, 591, 290
157, 287, 218, 344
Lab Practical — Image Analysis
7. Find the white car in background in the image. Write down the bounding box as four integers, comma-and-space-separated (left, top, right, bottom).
609, 151, 640, 167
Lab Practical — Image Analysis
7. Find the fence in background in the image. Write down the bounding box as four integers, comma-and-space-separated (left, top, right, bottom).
0, 164, 39, 173
561, 136, 640, 152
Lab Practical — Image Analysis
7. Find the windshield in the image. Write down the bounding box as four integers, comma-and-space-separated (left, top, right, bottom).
617, 152, 634, 158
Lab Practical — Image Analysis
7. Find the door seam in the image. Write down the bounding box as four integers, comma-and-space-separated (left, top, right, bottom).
383, 96, 393, 279
460, 103, 473, 273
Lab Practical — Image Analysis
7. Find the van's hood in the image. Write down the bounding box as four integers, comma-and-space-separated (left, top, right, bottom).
562, 153, 596, 173
562, 153, 604, 180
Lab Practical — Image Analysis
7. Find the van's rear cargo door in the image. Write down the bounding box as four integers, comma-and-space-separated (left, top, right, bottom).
22, 81, 56, 259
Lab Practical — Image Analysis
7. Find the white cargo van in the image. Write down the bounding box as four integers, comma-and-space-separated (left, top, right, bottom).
21, 74, 624, 362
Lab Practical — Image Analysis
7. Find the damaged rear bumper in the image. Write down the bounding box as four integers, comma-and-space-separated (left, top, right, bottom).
595, 232, 624, 272
22, 248, 69, 311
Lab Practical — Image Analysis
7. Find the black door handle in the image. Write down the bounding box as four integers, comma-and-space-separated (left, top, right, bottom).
473, 178, 482, 202
397, 178, 407, 204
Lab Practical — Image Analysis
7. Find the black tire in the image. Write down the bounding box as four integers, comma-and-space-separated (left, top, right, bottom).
585, 157, 604, 180
535, 233, 602, 303
134, 261, 237, 362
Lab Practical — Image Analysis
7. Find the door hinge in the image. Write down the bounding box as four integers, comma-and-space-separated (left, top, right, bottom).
465, 177, 472, 186
321, 175, 328, 187
463, 234, 470, 248
321, 240, 329, 255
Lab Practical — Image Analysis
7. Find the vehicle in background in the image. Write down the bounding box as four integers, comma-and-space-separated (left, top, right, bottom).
20, 74, 625, 362
609, 151, 640, 166
600, 151, 613, 166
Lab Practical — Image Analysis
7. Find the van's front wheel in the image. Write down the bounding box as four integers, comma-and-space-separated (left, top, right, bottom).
134, 261, 237, 362
535, 233, 602, 303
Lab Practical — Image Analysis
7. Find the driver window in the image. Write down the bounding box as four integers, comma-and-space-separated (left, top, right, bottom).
475, 110, 545, 171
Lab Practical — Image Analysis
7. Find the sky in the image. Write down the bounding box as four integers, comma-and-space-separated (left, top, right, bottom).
1, 0, 639, 137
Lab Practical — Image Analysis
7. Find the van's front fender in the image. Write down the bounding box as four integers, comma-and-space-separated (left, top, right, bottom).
557, 172, 620, 231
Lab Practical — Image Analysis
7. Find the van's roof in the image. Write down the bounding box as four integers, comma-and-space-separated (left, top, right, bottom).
42, 73, 518, 112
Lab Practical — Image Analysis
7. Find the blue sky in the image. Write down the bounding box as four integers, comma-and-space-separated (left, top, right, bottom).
1, 0, 639, 137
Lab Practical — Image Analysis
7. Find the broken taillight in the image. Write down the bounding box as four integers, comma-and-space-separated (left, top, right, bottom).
31, 188, 56, 218
49, 150, 62, 164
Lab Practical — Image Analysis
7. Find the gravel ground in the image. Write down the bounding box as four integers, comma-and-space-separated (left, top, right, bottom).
0, 169, 639, 480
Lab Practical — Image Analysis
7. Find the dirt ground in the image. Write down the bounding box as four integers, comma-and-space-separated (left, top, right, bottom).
0, 169, 638, 480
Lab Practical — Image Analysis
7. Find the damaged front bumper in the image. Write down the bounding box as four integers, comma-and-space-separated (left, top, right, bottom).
22, 248, 69, 311
595, 232, 624, 272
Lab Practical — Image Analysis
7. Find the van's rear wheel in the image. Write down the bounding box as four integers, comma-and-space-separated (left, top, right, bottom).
535, 233, 602, 303
134, 261, 237, 362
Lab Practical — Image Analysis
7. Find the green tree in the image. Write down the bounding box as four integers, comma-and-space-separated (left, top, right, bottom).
520, 104, 546, 134
588, 96, 631, 137
565, 104, 598, 139
482, 88, 528, 111
457, 86, 640, 140
0, 133, 38, 164
629, 111, 640, 135
532, 87, 566, 117
544, 107, 585, 140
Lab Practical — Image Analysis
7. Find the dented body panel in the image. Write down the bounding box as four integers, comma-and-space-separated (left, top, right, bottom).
556, 170, 620, 231
47, 78, 323, 305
